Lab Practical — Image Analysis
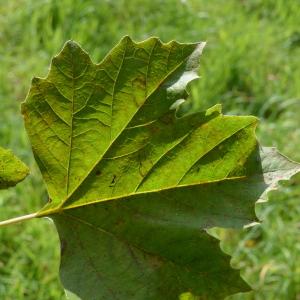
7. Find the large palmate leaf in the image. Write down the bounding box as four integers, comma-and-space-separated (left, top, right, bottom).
21, 37, 300, 300
0, 146, 29, 189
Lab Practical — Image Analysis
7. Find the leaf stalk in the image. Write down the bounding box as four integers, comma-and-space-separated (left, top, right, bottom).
0, 212, 38, 227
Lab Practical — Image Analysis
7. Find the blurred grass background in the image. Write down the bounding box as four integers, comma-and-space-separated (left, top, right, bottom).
0, 0, 299, 299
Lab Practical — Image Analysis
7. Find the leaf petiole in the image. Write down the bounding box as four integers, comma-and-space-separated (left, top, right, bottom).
0, 212, 38, 227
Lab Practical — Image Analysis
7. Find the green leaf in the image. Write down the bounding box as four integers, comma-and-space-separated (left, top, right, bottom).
21, 37, 300, 300
0, 146, 29, 189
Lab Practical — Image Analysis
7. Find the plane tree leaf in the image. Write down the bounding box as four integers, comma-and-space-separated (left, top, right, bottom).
0, 146, 29, 189
21, 37, 300, 300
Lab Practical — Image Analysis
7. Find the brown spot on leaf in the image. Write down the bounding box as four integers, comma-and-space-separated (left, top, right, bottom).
149, 255, 164, 269
132, 75, 146, 89
150, 125, 160, 135
115, 218, 125, 226
160, 113, 174, 125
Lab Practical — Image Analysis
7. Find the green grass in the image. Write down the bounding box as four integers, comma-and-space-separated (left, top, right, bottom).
0, 0, 299, 299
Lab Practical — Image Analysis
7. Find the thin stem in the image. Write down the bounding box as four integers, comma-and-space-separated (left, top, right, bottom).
0, 212, 38, 227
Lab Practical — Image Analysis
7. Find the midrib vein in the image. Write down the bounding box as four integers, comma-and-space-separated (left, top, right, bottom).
60, 44, 199, 207
110, 38, 128, 141
40, 175, 246, 215
66, 49, 75, 195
